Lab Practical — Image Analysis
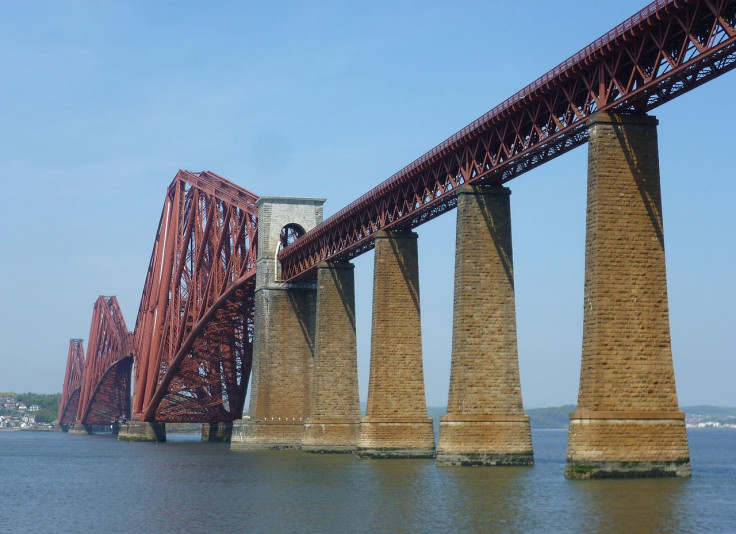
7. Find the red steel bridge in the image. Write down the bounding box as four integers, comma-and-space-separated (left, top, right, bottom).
60, 0, 736, 429
58, 339, 84, 430
59, 296, 133, 430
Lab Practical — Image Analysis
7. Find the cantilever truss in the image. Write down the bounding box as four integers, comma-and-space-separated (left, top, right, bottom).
280, 0, 736, 281
58, 339, 85, 429
77, 296, 134, 426
132, 170, 259, 423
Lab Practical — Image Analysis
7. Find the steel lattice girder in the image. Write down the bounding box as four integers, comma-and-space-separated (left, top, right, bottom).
58, 339, 85, 428
279, 0, 736, 281
132, 170, 259, 423
84, 355, 133, 425
77, 296, 134, 426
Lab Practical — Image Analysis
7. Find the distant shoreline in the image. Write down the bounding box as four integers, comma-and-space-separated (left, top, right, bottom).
424, 405, 736, 430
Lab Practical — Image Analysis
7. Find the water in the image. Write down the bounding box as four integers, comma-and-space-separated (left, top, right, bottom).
1, 429, 734, 533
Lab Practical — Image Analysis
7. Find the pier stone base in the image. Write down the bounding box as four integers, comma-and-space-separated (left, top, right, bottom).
357, 418, 436, 459
118, 421, 166, 442
437, 417, 533, 466
68, 424, 91, 435
566, 413, 690, 478
302, 420, 361, 453
201, 422, 233, 442
566, 112, 690, 478
231, 420, 305, 450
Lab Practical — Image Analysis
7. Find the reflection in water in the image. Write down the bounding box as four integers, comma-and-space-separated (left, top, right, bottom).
569, 477, 688, 533
1, 429, 734, 533
438, 465, 530, 531
357, 459, 436, 533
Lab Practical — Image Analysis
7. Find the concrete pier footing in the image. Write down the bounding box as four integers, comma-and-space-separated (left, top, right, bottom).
566, 112, 690, 478
118, 421, 166, 442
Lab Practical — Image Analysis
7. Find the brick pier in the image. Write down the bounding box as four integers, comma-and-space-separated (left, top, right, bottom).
231, 197, 324, 450
357, 230, 435, 458
302, 262, 361, 452
437, 185, 533, 466
566, 112, 690, 478
201, 422, 233, 442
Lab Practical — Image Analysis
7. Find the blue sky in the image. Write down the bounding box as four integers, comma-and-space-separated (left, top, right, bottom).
1, 1, 733, 409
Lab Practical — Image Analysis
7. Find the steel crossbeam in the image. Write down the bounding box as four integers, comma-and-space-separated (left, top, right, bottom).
77, 296, 134, 426
132, 171, 259, 423
279, 0, 736, 281
58, 339, 85, 429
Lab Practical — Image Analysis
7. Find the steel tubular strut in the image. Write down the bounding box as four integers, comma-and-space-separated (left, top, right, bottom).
278, 0, 736, 281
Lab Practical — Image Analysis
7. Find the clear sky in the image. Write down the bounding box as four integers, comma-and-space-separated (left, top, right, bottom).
1, 1, 733, 409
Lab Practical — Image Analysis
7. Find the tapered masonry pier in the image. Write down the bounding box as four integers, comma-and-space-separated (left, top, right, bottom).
231, 197, 325, 450
357, 231, 435, 458
437, 185, 533, 466
302, 262, 361, 452
566, 112, 690, 479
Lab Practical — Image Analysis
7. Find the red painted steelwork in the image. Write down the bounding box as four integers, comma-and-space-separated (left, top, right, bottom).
132, 170, 259, 423
280, 0, 736, 281
58, 339, 85, 429
77, 296, 134, 426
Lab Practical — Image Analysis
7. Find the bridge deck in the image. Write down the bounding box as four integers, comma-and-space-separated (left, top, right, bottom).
279, 0, 736, 281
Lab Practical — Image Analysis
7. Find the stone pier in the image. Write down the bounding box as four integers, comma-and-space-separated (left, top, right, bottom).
231, 197, 324, 451
231, 283, 316, 449
68, 424, 92, 435
357, 230, 435, 458
118, 421, 166, 442
566, 112, 690, 479
437, 185, 533, 466
201, 422, 233, 442
302, 262, 361, 452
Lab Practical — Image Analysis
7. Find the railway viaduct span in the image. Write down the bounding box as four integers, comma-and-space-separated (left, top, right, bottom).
60, 0, 736, 478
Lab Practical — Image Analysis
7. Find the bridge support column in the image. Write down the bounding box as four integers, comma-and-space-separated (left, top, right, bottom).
231, 284, 316, 449
303, 262, 361, 452
357, 230, 435, 458
68, 424, 92, 435
231, 196, 325, 451
566, 112, 690, 479
118, 421, 166, 442
437, 185, 532, 466
202, 422, 232, 442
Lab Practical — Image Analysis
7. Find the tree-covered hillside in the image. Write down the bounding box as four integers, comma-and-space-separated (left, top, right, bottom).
0, 392, 61, 423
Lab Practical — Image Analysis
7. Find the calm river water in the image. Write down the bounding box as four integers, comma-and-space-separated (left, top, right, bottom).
1, 429, 735, 533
